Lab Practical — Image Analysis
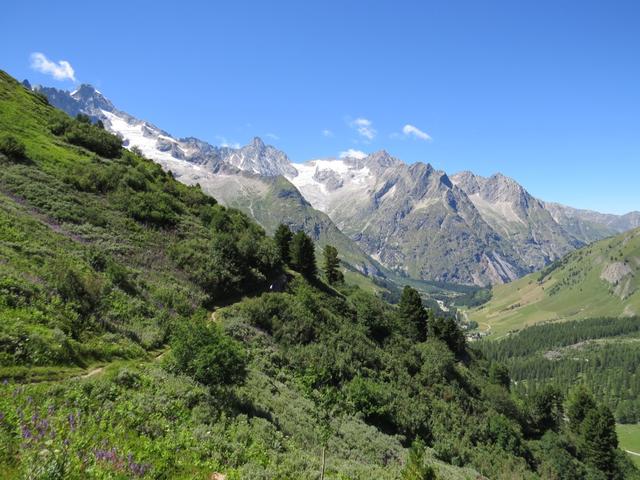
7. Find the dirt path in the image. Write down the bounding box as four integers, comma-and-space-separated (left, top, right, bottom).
625, 449, 640, 457
66, 349, 170, 383
78, 366, 105, 379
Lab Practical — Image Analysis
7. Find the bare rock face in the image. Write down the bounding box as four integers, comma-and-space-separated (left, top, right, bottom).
289, 153, 525, 286
451, 171, 582, 273
600, 262, 633, 285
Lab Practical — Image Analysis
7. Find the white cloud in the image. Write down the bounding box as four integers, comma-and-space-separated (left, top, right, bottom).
30, 52, 76, 82
322, 129, 333, 137
350, 117, 376, 140
265, 133, 279, 140
402, 124, 432, 141
339, 149, 368, 159
216, 136, 240, 149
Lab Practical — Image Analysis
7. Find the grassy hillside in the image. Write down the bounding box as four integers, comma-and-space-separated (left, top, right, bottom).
618, 424, 640, 467
469, 227, 640, 337
1, 69, 638, 479
0, 70, 283, 378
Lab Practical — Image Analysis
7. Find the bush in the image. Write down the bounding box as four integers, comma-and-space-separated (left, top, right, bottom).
171, 312, 247, 387
0, 134, 26, 161
50, 116, 122, 158
123, 191, 181, 227
63, 123, 122, 158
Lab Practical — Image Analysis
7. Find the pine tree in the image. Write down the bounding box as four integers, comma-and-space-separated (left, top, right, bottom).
581, 405, 618, 478
488, 362, 511, 390
428, 316, 465, 355
398, 286, 429, 341
290, 231, 316, 278
274, 223, 293, 264
529, 385, 564, 435
322, 245, 343, 285
566, 385, 597, 432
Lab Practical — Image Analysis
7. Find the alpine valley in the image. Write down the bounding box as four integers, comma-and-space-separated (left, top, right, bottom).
2, 66, 640, 479
31, 82, 640, 289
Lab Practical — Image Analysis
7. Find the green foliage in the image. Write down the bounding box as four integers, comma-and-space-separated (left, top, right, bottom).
581, 405, 619, 478
274, 223, 293, 264
527, 385, 564, 436
290, 230, 317, 278
0, 134, 26, 161
567, 385, 598, 432
401, 440, 436, 480
480, 317, 640, 424
76, 113, 92, 124
398, 286, 429, 341
428, 316, 465, 356
322, 244, 344, 285
171, 223, 280, 305
453, 287, 491, 308
1, 70, 638, 480
488, 362, 511, 390
51, 115, 123, 158
171, 312, 247, 387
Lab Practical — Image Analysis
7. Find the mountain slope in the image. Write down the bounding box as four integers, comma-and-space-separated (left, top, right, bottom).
194, 172, 384, 275
451, 171, 582, 269
289, 153, 527, 285
469, 226, 640, 336
545, 202, 640, 244
33, 83, 380, 275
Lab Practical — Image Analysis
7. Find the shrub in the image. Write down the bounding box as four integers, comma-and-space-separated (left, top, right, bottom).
50, 116, 122, 158
0, 134, 26, 161
171, 312, 247, 387
63, 123, 122, 158
123, 191, 181, 227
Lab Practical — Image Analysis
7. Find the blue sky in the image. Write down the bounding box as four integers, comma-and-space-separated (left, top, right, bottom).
1, 0, 639, 214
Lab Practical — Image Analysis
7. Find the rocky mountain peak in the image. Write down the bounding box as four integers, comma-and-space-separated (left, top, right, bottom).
450, 171, 481, 194
250, 136, 265, 149
224, 138, 297, 177
354, 150, 403, 173
70, 84, 114, 112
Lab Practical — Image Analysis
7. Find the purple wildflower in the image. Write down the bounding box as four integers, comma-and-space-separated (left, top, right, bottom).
68, 413, 76, 431
21, 425, 32, 440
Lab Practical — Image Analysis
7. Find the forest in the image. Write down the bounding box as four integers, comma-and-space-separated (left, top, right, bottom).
480, 317, 640, 424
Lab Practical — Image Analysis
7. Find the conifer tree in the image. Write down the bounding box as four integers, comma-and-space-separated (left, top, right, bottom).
566, 385, 597, 432
428, 316, 465, 355
290, 230, 316, 278
398, 286, 429, 341
274, 223, 293, 264
581, 405, 618, 478
322, 245, 344, 285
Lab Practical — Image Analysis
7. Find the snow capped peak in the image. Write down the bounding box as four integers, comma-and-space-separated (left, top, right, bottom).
224, 138, 296, 177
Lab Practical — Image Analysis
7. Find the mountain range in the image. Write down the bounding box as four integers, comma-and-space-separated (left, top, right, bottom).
31, 81, 640, 286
